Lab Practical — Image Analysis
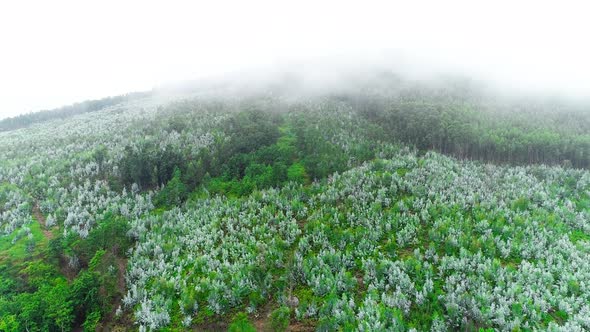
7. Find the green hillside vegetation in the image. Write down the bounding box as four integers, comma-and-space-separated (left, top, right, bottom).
0, 76, 589, 331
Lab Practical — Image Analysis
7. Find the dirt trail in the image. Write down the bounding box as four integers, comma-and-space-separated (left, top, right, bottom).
33, 202, 79, 282
252, 303, 271, 331
33, 202, 54, 240
116, 257, 127, 295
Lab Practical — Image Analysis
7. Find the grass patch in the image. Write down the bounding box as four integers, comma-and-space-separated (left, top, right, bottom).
0, 220, 47, 261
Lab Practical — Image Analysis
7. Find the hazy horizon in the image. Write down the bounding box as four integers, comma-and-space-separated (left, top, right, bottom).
1, 0, 589, 119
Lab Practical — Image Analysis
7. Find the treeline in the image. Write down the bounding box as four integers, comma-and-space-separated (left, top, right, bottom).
0, 91, 151, 132
351, 93, 590, 168
118, 106, 384, 204
119, 109, 282, 197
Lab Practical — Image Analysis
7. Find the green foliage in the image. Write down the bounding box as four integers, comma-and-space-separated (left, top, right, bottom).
0, 315, 19, 332
224, 109, 281, 155
93, 145, 108, 169
0, 209, 130, 330
0, 221, 46, 260
71, 271, 101, 319
82, 310, 101, 332
287, 162, 308, 184
88, 249, 106, 271
204, 120, 313, 197
511, 197, 530, 211
228, 312, 256, 332
65, 213, 132, 262
269, 306, 291, 332
361, 98, 590, 168
3, 76, 590, 331
120, 142, 186, 188
45, 278, 74, 332
0, 243, 117, 331
157, 167, 188, 207
569, 230, 590, 244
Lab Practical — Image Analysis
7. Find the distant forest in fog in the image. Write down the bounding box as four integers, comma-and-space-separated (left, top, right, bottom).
0, 91, 150, 132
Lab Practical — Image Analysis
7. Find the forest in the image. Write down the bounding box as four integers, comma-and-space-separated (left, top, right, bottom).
0, 74, 589, 331
0, 92, 150, 132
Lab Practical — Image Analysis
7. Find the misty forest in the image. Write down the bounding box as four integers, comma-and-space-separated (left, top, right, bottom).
1, 73, 590, 332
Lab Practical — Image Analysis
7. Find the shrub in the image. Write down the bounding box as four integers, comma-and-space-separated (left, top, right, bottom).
287, 162, 308, 184
228, 312, 256, 332
269, 306, 290, 332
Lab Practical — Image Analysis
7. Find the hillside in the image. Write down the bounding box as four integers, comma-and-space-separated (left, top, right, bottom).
0, 77, 590, 331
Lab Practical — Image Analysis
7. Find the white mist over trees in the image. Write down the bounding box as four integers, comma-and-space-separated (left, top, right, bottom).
1, 1, 590, 331
0, 81, 589, 330
1, 0, 590, 118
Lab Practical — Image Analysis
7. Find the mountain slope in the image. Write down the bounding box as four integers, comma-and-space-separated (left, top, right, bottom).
0, 77, 589, 331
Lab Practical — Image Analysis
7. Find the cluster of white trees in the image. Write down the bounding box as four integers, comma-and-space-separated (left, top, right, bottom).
124, 186, 304, 330
0, 99, 160, 235
53, 180, 154, 238
1, 92, 589, 330
0, 95, 230, 240
0, 188, 31, 236
125, 147, 590, 330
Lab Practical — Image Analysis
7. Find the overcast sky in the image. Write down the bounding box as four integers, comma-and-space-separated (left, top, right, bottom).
0, 0, 589, 119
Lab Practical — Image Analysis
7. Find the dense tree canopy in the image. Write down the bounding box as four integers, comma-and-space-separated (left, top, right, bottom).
0, 75, 589, 330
